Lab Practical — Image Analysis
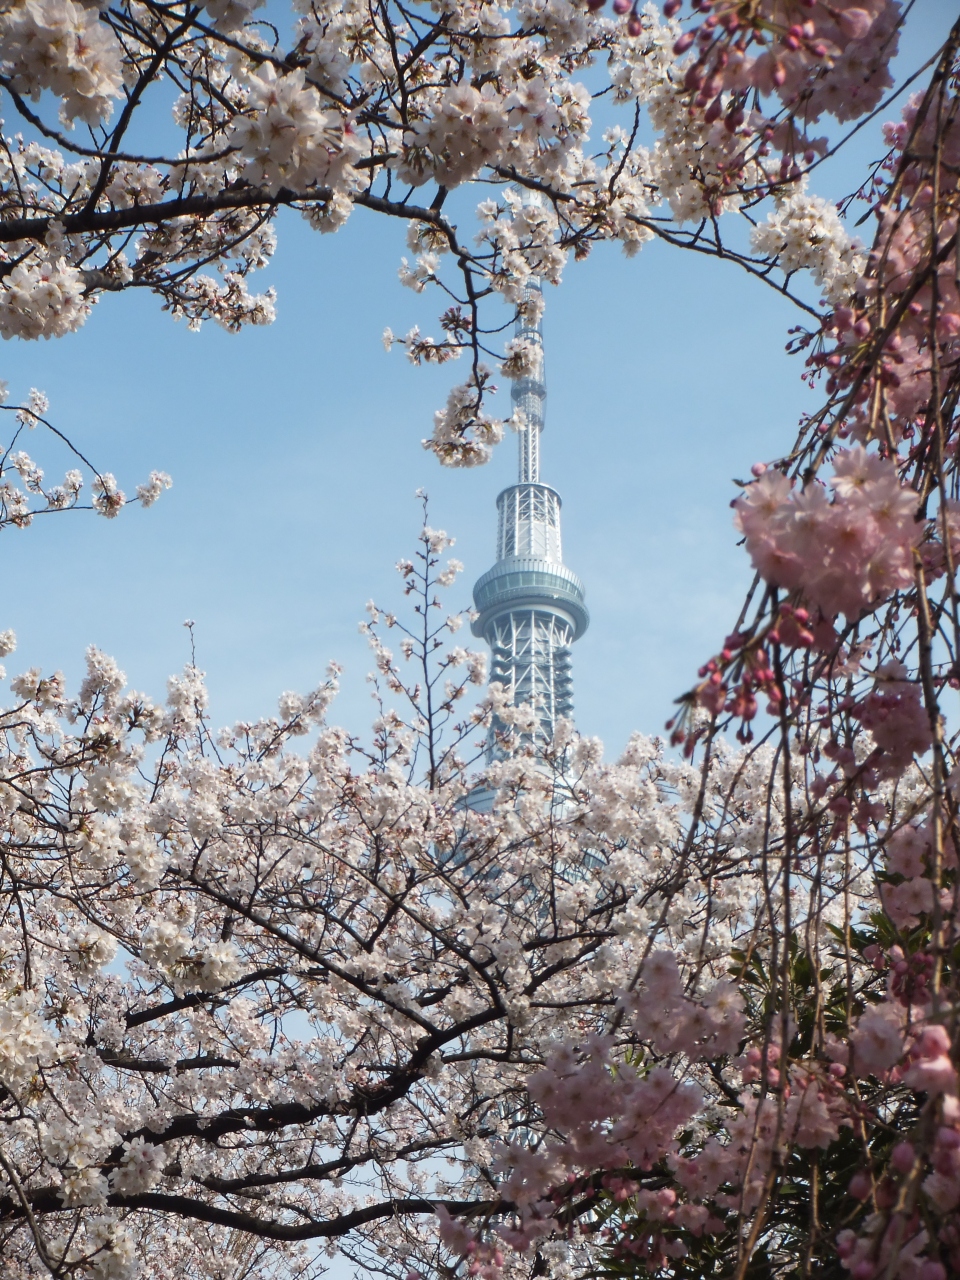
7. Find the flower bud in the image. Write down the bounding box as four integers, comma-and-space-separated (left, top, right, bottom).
837, 1231, 857, 1258
919, 1265, 946, 1280
890, 1141, 915, 1173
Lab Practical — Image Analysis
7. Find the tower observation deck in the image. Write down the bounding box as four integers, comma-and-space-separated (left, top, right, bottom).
471, 278, 588, 754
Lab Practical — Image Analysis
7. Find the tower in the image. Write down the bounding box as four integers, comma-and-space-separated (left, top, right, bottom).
471, 278, 588, 756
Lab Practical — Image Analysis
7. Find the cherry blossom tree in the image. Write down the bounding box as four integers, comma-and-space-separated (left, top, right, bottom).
467, 18, 960, 1280
0, 519, 758, 1280
0, 0, 919, 527
5, 4, 960, 1280
0, 0, 911, 469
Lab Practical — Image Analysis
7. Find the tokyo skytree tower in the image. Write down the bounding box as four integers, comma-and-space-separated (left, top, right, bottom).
471, 278, 589, 754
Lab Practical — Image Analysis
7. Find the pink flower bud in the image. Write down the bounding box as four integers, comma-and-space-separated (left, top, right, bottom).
891, 1141, 915, 1173
837, 1230, 857, 1258
626, 14, 642, 35
751, 462, 767, 476
612, 0, 631, 14
920, 1265, 947, 1280
662, 0, 681, 14
673, 32, 695, 54
848, 1170, 871, 1201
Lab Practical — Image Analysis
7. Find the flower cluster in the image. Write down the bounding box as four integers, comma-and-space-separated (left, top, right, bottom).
0, 253, 89, 341
424, 370, 512, 466
751, 184, 866, 307
0, 0, 123, 126
662, 0, 900, 135
734, 447, 922, 623
226, 65, 360, 196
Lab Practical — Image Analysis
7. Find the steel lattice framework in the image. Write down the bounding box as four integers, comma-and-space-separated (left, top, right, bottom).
472, 279, 588, 754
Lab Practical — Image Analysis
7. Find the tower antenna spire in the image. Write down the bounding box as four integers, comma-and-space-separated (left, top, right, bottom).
513, 275, 545, 486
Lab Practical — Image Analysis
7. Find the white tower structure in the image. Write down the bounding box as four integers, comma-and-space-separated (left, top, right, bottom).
471, 278, 588, 754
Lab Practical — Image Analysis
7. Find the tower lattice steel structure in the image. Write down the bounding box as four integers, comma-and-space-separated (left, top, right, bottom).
471, 279, 588, 755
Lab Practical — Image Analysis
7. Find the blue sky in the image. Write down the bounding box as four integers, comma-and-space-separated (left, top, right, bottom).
2, 1, 952, 759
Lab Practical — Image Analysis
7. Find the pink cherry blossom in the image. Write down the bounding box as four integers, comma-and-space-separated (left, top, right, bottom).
734, 448, 922, 623
851, 1004, 905, 1075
